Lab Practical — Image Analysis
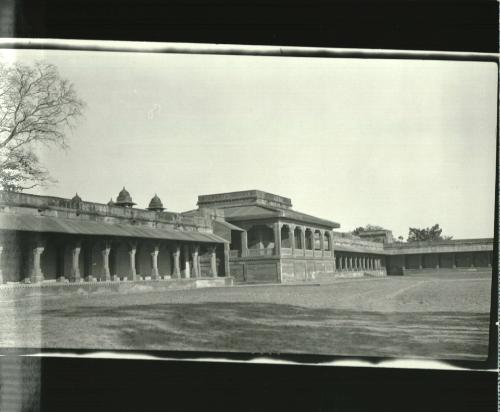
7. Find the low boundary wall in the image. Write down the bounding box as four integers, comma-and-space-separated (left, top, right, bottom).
0, 277, 233, 300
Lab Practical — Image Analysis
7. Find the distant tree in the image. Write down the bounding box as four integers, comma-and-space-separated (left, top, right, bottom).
407, 224, 453, 242
352, 224, 384, 236
0, 60, 85, 191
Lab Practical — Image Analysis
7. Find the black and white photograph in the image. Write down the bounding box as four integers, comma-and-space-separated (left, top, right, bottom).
0, 42, 496, 365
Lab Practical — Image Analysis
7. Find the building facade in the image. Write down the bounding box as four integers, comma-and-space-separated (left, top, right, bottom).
0, 189, 230, 285
0, 188, 494, 287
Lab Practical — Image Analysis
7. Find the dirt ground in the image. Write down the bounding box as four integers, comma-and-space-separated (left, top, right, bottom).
0, 270, 493, 360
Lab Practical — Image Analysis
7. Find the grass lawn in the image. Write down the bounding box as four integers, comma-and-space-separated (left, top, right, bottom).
0, 270, 492, 360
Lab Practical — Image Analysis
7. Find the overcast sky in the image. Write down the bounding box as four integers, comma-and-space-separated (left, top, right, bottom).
1, 48, 497, 239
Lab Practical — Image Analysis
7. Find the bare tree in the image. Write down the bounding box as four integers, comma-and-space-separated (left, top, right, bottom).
0, 60, 85, 191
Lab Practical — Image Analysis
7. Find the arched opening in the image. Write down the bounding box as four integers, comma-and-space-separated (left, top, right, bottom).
247, 225, 275, 250
314, 230, 322, 251
294, 226, 303, 249
281, 225, 291, 248
305, 229, 313, 250
324, 232, 331, 251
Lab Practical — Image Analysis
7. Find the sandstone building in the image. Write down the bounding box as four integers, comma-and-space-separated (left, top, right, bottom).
0, 189, 493, 287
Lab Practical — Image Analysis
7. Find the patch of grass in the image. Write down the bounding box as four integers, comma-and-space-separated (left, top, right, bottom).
1, 273, 492, 360
38, 301, 489, 360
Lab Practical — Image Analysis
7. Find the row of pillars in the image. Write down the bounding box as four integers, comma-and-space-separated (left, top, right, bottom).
2, 240, 220, 284
239, 223, 333, 257
336, 255, 382, 271
400, 252, 491, 270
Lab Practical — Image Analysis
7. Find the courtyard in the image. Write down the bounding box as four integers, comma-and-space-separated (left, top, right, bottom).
0, 270, 492, 361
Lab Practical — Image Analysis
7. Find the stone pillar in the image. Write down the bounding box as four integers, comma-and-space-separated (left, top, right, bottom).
241, 231, 248, 257
274, 222, 282, 256
320, 231, 325, 257
349, 257, 353, 271
223, 243, 230, 277
338, 256, 342, 271
0, 246, 4, 284
183, 244, 191, 279
470, 253, 475, 268
30, 241, 45, 283
289, 225, 295, 253
451, 253, 456, 268
99, 242, 111, 281
302, 228, 306, 256
151, 244, 160, 280
418, 254, 423, 270
71, 242, 82, 282
210, 246, 218, 277
344, 256, 348, 271
191, 245, 199, 278
172, 245, 181, 278
436, 254, 440, 270
128, 243, 137, 281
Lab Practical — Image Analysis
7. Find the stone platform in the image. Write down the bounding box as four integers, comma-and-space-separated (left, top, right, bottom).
0, 277, 233, 300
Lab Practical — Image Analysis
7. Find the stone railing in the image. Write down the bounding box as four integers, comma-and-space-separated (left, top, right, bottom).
382, 238, 494, 255
384, 238, 494, 250
332, 232, 385, 252
247, 248, 275, 257
0, 190, 212, 230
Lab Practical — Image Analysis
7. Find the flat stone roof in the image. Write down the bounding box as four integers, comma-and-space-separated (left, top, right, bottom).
198, 190, 292, 209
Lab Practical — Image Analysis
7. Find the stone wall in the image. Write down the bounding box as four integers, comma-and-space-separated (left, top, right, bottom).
0, 191, 213, 232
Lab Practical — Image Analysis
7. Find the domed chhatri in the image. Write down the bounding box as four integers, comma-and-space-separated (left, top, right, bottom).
71, 193, 82, 203
107, 198, 115, 207
147, 193, 165, 212
114, 187, 136, 208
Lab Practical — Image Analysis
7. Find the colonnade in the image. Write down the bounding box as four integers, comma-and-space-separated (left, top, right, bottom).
398, 251, 492, 270
237, 223, 334, 257
335, 254, 383, 272
0, 236, 222, 284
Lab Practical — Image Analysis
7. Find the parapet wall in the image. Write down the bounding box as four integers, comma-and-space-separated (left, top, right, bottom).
384, 238, 494, 254
198, 190, 292, 210
332, 232, 385, 253
0, 191, 213, 231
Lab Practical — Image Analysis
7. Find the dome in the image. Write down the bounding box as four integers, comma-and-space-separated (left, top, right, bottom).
71, 193, 82, 203
147, 194, 165, 211
107, 198, 115, 207
114, 187, 136, 207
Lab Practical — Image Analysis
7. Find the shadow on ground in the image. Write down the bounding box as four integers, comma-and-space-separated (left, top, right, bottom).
41, 301, 490, 360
